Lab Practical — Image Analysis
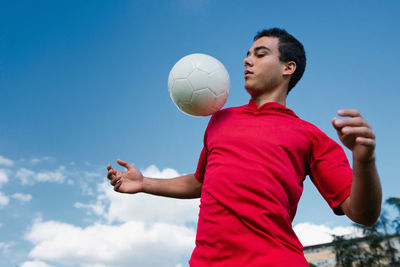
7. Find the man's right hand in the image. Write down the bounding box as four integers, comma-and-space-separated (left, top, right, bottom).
107, 159, 144, 194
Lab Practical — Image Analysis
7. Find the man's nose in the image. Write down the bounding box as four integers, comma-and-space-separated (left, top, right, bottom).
244, 56, 253, 67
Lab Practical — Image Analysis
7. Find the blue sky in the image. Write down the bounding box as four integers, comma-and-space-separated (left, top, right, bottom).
1, 1, 400, 266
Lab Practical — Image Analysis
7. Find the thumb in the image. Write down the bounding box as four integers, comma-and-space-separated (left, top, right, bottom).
116, 159, 134, 170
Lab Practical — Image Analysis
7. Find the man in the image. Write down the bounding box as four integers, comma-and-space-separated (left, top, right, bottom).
107, 28, 381, 266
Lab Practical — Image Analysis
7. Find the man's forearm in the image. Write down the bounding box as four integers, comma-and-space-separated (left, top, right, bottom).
142, 173, 202, 199
348, 157, 382, 226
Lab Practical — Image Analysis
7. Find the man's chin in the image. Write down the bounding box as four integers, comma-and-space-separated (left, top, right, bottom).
245, 86, 259, 97
244, 82, 254, 92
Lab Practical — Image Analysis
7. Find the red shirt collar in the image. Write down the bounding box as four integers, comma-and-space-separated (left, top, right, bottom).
246, 99, 299, 118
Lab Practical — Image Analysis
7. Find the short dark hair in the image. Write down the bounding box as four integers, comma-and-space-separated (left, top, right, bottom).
254, 28, 306, 93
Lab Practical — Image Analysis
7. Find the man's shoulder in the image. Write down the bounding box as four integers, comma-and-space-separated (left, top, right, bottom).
296, 117, 320, 131
290, 116, 334, 144
295, 117, 341, 149
211, 105, 245, 118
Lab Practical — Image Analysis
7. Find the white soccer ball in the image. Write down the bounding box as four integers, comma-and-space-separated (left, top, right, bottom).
168, 53, 230, 116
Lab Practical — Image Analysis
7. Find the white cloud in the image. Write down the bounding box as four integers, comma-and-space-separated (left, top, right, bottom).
16, 168, 36, 185
84, 171, 102, 178
16, 166, 66, 185
79, 182, 94, 196
36, 166, 66, 183
21, 260, 54, 267
28, 156, 54, 165
293, 222, 363, 246
0, 191, 9, 208
0, 169, 9, 188
12, 193, 33, 203
0, 155, 14, 167
25, 219, 195, 267
0, 241, 14, 253
74, 202, 105, 216
22, 164, 198, 267
141, 164, 181, 178
30, 159, 42, 165
95, 165, 199, 225
77, 171, 104, 196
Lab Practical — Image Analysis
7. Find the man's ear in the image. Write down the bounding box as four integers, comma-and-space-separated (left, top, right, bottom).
283, 61, 296, 76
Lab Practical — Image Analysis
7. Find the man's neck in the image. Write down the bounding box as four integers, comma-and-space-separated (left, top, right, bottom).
251, 89, 287, 108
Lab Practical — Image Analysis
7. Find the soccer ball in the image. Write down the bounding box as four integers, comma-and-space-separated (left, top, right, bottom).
168, 53, 230, 116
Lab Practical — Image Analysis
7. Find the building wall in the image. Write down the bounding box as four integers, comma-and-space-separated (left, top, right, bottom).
304, 234, 400, 267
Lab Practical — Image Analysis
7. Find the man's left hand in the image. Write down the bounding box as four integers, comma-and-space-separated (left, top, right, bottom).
332, 109, 376, 163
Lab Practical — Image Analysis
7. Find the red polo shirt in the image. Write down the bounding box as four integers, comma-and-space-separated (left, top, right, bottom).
190, 100, 353, 267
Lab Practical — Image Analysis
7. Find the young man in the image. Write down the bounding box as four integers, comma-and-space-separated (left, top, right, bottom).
107, 28, 381, 266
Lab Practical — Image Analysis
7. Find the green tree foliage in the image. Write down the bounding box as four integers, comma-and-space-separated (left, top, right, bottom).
386, 198, 400, 212
380, 212, 398, 266
332, 197, 400, 267
386, 197, 400, 233
332, 235, 364, 267
355, 223, 386, 266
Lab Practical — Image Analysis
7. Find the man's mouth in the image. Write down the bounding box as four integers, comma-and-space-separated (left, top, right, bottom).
244, 70, 253, 78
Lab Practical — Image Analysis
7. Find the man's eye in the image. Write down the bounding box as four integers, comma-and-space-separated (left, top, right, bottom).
256, 54, 265, 58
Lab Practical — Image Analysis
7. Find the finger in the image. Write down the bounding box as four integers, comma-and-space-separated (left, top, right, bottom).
333, 117, 367, 129
107, 164, 112, 170
337, 109, 361, 118
110, 177, 120, 186
332, 117, 342, 133
117, 159, 134, 171
341, 126, 375, 139
114, 180, 122, 191
356, 137, 376, 147
107, 169, 116, 180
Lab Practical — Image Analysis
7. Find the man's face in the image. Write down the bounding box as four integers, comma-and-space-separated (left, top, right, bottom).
243, 36, 287, 96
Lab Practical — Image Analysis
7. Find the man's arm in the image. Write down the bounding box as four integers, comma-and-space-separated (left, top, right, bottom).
107, 159, 202, 199
332, 109, 382, 226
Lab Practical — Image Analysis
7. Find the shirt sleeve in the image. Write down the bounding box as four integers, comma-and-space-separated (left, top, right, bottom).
194, 114, 215, 183
308, 128, 353, 215
194, 147, 208, 183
